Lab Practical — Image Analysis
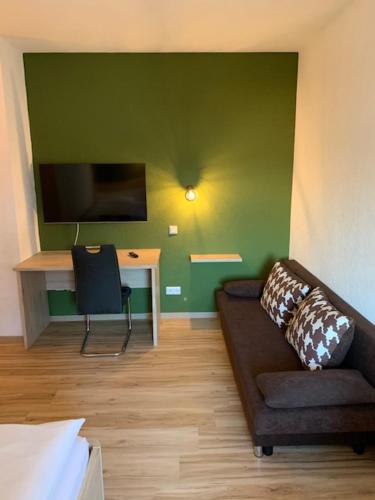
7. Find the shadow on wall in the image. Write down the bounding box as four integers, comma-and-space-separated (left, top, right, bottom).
215, 256, 279, 289
289, 164, 316, 261
9, 70, 39, 257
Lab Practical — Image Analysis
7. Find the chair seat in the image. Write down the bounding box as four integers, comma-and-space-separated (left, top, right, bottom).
121, 286, 132, 299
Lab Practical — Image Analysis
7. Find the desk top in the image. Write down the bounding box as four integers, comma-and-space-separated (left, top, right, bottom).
14, 249, 161, 272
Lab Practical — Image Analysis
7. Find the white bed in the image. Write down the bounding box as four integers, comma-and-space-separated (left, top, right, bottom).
49, 436, 89, 500
0, 419, 104, 500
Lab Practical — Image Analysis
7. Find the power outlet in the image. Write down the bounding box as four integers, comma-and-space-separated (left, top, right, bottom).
166, 286, 181, 295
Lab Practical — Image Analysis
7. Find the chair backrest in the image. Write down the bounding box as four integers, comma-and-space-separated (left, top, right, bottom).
71, 245, 123, 315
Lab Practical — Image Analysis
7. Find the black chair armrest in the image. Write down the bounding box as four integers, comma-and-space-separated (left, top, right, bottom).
256, 369, 375, 409
224, 279, 265, 298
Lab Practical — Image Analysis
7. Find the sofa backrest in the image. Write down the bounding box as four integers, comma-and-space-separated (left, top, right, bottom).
282, 259, 375, 387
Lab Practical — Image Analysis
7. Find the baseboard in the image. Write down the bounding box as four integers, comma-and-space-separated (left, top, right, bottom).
50, 312, 218, 322
161, 312, 218, 319
51, 313, 151, 321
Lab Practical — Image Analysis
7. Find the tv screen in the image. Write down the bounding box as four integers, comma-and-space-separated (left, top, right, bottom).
39, 163, 147, 223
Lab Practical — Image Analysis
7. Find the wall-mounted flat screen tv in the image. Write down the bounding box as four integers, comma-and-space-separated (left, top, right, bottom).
39, 163, 147, 223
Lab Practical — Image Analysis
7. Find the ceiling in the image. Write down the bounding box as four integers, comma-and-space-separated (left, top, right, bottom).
0, 0, 350, 52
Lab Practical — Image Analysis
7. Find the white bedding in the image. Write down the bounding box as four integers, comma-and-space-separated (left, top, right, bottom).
0, 419, 85, 500
48, 436, 89, 500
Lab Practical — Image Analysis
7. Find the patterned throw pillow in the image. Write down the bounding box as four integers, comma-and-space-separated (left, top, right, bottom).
286, 287, 355, 371
260, 262, 311, 328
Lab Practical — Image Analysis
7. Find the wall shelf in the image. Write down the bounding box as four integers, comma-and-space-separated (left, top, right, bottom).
190, 254, 243, 263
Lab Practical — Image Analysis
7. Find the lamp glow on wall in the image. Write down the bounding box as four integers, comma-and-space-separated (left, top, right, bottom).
185, 185, 197, 201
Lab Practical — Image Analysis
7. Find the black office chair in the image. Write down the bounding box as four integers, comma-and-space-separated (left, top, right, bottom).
71, 244, 132, 357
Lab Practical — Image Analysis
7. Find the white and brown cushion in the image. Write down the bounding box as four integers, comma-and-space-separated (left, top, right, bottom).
260, 262, 311, 328
286, 287, 355, 371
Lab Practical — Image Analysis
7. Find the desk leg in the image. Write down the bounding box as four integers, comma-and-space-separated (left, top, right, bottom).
151, 266, 160, 346
17, 271, 50, 349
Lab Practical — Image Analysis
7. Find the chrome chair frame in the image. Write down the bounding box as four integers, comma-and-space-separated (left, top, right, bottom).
80, 296, 132, 358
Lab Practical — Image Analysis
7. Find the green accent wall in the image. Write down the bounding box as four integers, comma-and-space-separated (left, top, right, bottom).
23, 53, 298, 314
48, 288, 151, 316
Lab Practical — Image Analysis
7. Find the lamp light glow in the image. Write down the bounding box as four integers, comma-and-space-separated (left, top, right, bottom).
185, 185, 197, 201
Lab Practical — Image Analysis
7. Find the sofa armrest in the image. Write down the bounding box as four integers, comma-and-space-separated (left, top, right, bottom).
224, 279, 265, 298
256, 369, 375, 409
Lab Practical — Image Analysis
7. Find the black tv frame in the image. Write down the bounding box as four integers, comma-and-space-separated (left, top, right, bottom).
39, 163, 147, 224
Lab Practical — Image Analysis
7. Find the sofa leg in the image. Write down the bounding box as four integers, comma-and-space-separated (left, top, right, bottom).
352, 444, 366, 455
253, 446, 263, 458
263, 446, 274, 456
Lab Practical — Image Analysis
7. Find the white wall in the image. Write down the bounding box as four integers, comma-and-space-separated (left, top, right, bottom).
0, 38, 39, 336
290, 0, 375, 323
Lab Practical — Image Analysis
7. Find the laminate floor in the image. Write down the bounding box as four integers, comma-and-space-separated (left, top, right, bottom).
0, 319, 374, 499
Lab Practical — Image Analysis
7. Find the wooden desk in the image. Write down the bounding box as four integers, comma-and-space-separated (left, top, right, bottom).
14, 249, 161, 349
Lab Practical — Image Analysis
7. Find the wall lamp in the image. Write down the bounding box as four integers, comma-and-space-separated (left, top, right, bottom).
185, 185, 197, 201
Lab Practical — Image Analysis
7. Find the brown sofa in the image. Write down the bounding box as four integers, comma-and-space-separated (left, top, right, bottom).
217, 259, 375, 457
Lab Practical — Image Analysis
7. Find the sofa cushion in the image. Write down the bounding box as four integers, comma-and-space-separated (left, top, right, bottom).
286, 287, 354, 371
256, 369, 375, 409
283, 259, 375, 388
260, 262, 311, 328
224, 279, 265, 298
217, 291, 302, 375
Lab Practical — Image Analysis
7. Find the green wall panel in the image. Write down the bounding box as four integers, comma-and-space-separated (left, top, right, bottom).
24, 53, 298, 314
48, 288, 151, 316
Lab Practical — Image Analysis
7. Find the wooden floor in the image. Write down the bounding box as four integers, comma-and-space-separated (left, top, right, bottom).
0, 319, 375, 499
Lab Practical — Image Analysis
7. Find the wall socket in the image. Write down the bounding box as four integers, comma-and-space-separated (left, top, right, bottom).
166, 286, 181, 295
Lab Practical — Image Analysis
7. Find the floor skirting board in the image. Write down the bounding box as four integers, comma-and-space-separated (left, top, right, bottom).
51, 313, 150, 321
161, 312, 218, 319
50, 312, 218, 322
